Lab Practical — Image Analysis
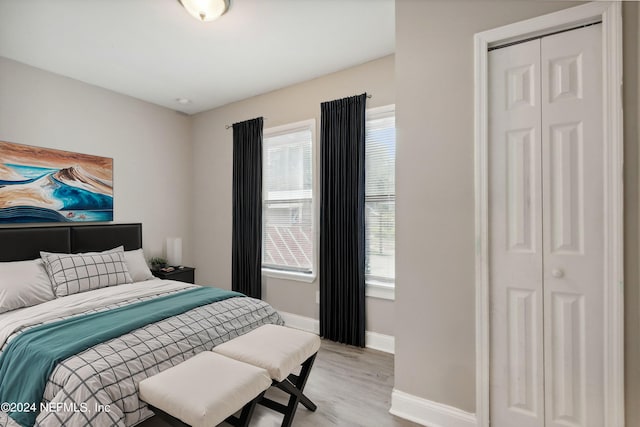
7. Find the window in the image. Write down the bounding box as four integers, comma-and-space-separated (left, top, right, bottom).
262, 120, 315, 280
365, 105, 395, 297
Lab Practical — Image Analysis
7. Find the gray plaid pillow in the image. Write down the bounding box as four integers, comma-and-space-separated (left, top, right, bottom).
41, 246, 133, 297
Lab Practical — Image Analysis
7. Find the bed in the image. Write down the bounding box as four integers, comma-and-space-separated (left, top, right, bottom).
0, 224, 283, 427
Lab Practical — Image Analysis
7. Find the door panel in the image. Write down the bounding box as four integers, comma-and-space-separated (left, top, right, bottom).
548, 122, 584, 255
489, 39, 544, 427
489, 23, 603, 427
549, 292, 586, 426
507, 128, 536, 253
541, 24, 603, 427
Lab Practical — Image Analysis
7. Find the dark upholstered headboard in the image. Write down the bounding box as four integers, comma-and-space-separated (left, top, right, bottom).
0, 223, 142, 262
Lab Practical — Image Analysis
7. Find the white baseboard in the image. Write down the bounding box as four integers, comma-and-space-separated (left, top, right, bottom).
365, 330, 395, 354
279, 311, 320, 334
390, 389, 477, 427
278, 311, 395, 354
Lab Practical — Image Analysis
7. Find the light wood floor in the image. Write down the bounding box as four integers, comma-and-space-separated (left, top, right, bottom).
140, 339, 420, 427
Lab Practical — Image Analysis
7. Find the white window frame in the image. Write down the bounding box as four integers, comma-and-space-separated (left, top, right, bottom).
365, 104, 396, 301
262, 119, 317, 283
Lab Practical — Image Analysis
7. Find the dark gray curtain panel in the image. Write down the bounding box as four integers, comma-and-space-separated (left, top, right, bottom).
232, 117, 263, 299
319, 94, 367, 347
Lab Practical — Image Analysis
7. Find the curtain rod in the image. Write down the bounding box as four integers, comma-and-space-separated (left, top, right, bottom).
224, 93, 373, 129
225, 121, 266, 130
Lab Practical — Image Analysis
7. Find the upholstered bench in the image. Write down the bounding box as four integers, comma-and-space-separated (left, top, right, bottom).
139, 352, 271, 427
212, 324, 321, 427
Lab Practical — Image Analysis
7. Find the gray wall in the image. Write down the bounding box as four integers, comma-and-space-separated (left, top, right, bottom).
0, 53, 396, 337
0, 57, 193, 262
623, 3, 640, 426
394, 0, 612, 414
3, 2, 639, 419
190, 56, 396, 335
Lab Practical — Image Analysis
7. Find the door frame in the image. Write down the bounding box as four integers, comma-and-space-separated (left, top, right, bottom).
473, 2, 624, 427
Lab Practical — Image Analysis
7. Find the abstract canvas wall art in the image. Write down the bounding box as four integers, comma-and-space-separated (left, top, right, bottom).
0, 141, 113, 223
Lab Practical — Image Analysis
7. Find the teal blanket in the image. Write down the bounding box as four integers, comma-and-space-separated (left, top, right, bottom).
0, 286, 242, 427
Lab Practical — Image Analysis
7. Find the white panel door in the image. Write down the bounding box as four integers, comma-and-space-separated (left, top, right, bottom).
489, 39, 544, 427
541, 24, 603, 427
489, 23, 603, 427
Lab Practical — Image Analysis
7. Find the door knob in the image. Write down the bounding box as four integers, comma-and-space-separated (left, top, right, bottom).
552, 268, 565, 278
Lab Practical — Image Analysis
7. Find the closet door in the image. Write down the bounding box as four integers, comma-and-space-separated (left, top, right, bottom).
541, 24, 603, 427
489, 39, 544, 427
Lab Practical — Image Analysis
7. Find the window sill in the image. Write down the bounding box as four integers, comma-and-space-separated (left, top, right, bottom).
261, 269, 393, 298
366, 281, 395, 301
262, 268, 316, 283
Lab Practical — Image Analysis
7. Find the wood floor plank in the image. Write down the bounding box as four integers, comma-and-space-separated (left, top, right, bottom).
139, 339, 420, 426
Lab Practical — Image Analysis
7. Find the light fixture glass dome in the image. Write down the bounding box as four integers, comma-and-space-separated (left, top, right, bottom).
178, 0, 230, 22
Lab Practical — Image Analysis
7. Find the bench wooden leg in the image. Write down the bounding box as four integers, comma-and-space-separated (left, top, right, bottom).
276, 380, 316, 412
226, 391, 266, 427
259, 353, 318, 427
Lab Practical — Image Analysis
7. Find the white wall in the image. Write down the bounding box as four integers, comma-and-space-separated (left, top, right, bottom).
0, 57, 193, 262
190, 56, 396, 336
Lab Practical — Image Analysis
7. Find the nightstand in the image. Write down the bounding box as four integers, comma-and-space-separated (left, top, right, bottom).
152, 267, 195, 284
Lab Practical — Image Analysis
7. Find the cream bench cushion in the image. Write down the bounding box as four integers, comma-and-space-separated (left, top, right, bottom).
212, 324, 321, 382
138, 351, 271, 427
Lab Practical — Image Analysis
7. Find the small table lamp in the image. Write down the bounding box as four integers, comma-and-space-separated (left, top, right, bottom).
166, 237, 183, 267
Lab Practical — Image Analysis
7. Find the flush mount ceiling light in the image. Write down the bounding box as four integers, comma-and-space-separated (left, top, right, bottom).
177, 0, 230, 22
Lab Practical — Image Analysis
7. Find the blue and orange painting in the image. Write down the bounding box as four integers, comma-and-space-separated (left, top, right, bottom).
0, 141, 113, 223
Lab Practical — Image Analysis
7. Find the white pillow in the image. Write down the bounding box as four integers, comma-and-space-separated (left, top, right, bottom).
41, 246, 133, 297
124, 249, 155, 282
0, 259, 55, 314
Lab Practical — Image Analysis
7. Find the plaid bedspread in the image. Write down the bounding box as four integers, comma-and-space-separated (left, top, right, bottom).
0, 287, 283, 427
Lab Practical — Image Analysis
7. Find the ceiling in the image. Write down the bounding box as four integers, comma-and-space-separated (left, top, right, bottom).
0, 0, 395, 115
